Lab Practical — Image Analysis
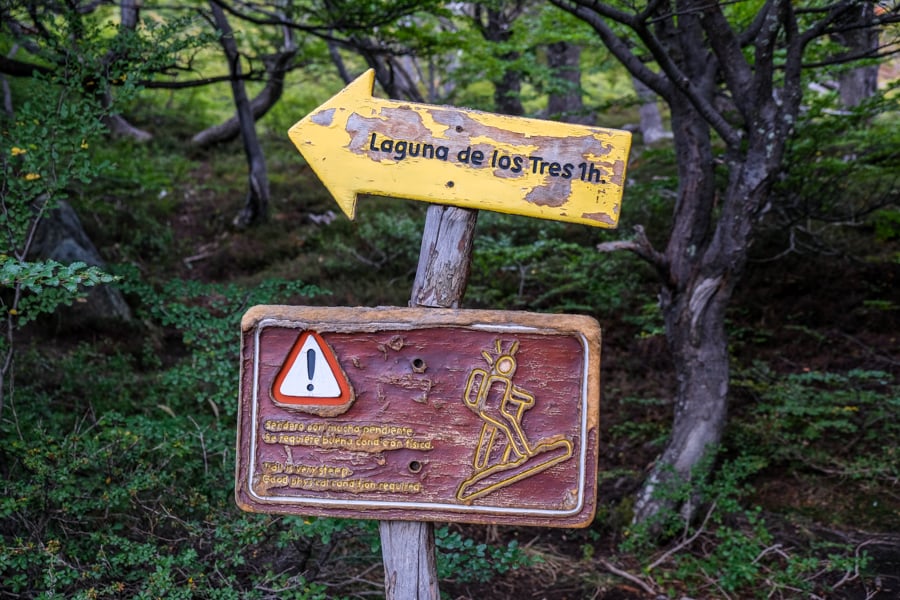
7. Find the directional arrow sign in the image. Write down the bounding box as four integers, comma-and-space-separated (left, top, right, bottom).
288, 69, 631, 228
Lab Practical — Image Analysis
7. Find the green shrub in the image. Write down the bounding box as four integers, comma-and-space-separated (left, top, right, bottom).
1, 41, 119, 411
0, 4, 212, 416
621, 453, 868, 599
734, 366, 900, 485
322, 208, 425, 276
435, 527, 537, 584
768, 83, 900, 259
117, 270, 328, 417
0, 272, 377, 598
468, 212, 648, 314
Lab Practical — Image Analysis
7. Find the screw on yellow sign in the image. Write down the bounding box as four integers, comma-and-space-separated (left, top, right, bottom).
288, 69, 631, 228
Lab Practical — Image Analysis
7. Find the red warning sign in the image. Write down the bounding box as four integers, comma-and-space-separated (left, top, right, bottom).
237, 305, 602, 528
272, 331, 353, 408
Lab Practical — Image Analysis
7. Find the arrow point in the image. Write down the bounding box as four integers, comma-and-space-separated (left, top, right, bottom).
287, 70, 375, 220
333, 190, 359, 220
307, 69, 375, 121
344, 68, 376, 103
287, 69, 375, 141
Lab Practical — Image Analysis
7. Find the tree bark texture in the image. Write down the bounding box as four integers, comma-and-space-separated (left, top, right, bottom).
549, 0, 825, 525
209, 2, 270, 227
379, 204, 478, 600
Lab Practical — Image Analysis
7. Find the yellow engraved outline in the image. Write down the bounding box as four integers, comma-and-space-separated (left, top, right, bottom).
456, 340, 574, 503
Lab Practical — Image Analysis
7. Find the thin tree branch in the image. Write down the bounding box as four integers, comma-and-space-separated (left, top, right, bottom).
694, 0, 754, 118
549, 0, 673, 100
597, 559, 657, 596
596, 225, 667, 273
646, 500, 718, 572
552, 0, 742, 148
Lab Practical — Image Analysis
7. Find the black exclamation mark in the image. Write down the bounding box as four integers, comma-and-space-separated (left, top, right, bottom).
306, 349, 316, 391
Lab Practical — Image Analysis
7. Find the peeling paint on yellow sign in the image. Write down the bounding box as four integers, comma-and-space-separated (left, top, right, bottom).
288, 69, 632, 228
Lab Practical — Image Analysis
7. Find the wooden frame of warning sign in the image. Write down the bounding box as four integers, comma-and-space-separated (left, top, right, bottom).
236, 305, 601, 528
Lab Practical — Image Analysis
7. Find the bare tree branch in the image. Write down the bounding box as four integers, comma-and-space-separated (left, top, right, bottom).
549, 0, 674, 101
596, 225, 668, 274
208, 0, 270, 226
192, 19, 298, 147
695, 0, 755, 118
597, 559, 657, 596
551, 0, 743, 148
0, 55, 52, 77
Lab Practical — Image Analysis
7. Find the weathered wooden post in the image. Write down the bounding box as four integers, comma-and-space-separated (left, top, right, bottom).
381, 203, 478, 599
235, 69, 631, 598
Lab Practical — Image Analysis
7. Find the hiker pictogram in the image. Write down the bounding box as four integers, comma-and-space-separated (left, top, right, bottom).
272, 331, 353, 407
456, 339, 573, 502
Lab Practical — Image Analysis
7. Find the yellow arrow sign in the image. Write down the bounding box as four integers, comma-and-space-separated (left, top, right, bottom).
288, 69, 631, 228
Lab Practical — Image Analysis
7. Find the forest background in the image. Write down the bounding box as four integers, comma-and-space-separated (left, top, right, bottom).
1, 1, 899, 599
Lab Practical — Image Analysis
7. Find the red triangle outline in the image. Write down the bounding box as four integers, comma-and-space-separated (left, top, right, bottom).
271, 331, 352, 406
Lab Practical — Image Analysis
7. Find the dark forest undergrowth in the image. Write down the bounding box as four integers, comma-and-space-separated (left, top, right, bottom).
2, 128, 899, 599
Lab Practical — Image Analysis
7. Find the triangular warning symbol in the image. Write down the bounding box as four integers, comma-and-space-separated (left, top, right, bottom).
272, 331, 353, 406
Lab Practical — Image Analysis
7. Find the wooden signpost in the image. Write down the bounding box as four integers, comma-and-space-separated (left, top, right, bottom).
287, 69, 631, 228
237, 69, 632, 598
236, 305, 601, 528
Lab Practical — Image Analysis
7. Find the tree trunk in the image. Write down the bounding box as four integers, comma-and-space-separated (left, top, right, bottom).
494, 59, 524, 116
833, 2, 879, 108
633, 93, 778, 524
839, 65, 878, 108
633, 277, 731, 523
546, 41, 592, 124
632, 77, 671, 144
100, 0, 153, 141
632, 99, 727, 524
366, 52, 425, 103
327, 36, 352, 84
2, 45, 19, 117
546, 0, 882, 531
380, 204, 478, 600
473, 4, 525, 116
209, 1, 270, 227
